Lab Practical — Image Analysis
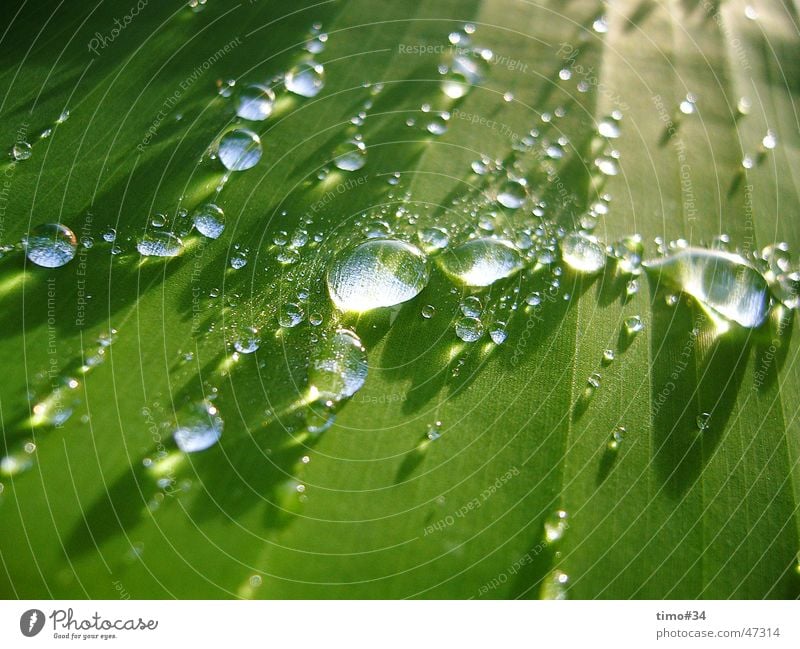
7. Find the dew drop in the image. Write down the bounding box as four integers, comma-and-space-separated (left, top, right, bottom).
609, 235, 643, 275
279, 302, 304, 328
235, 83, 276, 121
540, 569, 569, 600
543, 509, 568, 543
624, 315, 644, 335
218, 129, 262, 171
417, 227, 450, 253
308, 328, 368, 403
24, 223, 77, 268
421, 304, 436, 319
561, 232, 606, 274
489, 322, 508, 344
455, 316, 484, 342
602, 348, 615, 364
137, 231, 184, 257
333, 138, 367, 171
230, 250, 247, 269
438, 238, 523, 287
607, 425, 626, 451
192, 203, 225, 239
496, 178, 527, 209
327, 239, 429, 312
642, 248, 771, 328
173, 401, 223, 453
11, 142, 32, 161
285, 61, 325, 97
696, 412, 711, 431
460, 296, 482, 317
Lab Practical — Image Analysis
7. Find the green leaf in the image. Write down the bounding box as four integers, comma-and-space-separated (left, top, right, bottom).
1, 0, 799, 600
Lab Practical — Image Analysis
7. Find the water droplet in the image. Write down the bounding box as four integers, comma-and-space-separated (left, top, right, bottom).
11, 141, 32, 161
308, 328, 368, 403
233, 326, 260, 354
455, 316, 484, 342
561, 232, 606, 274
103, 228, 117, 243
526, 292, 542, 307
0, 452, 33, 477
679, 93, 697, 115
503, 91, 514, 102
426, 420, 443, 441
540, 569, 569, 600
417, 227, 450, 252
333, 138, 367, 171
762, 130, 777, 150
626, 278, 639, 297
216, 78, 236, 97
602, 349, 615, 364
426, 112, 449, 135
173, 401, 223, 453
230, 250, 247, 269
306, 399, 336, 435
137, 231, 184, 258
421, 304, 436, 319
607, 425, 626, 451
489, 322, 508, 344
598, 119, 620, 138
285, 61, 325, 97
279, 302, 304, 328
438, 238, 523, 287
696, 412, 711, 431
192, 203, 225, 239
218, 129, 262, 171
737, 96, 752, 115
592, 15, 608, 33
440, 48, 490, 99
460, 296, 482, 317
624, 315, 644, 335
327, 239, 429, 312
235, 83, 276, 121
24, 223, 77, 268
643, 248, 771, 328
742, 155, 755, 170
543, 509, 568, 543
609, 235, 644, 275
496, 178, 527, 209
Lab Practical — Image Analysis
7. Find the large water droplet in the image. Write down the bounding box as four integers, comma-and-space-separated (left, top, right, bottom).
308, 328, 368, 402
643, 248, 771, 328
218, 129, 262, 171
438, 238, 523, 287
235, 83, 276, 120
137, 231, 184, 257
24, 223, 77, 268
173, 401, 223, 453
560, 232, 606, 274
327, 239, 429, 312
496, 179, 527, 209
285, 61, 325, 97
192, 203, 225, 239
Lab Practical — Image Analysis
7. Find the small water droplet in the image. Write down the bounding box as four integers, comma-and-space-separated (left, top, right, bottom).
602, 348, 615, 364
624, 315, 644, 335
308, 329, 368, 403
762, 130, 777, 150
626, 278, 639, 297
279, 302, 304, 328
496, 178, 527, 209
460, 296, 482, 317
417, 227, 450, 252
543, 509, 568, 543
233, 326, 260, 354
540, 569, 569, 599
333, 138, 367, 171
192, 203, 225, 239
426, 420, 443, 441
230, 250, 247, 269
455, 316, 484, 342
285, 61, 325, 97
696, 412, 711, 431
25, 223, 77, 268
173, 401, 223, 453
607, 425, 626, 451
137, 231, 183, 258
217, 129, 262, 171
598, 119, 620, 139
561, 232, 606, 274
11, 141, 32, 161
235, 83, 276, 121
489, 322, 507, 344
421, 304, 436, 319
